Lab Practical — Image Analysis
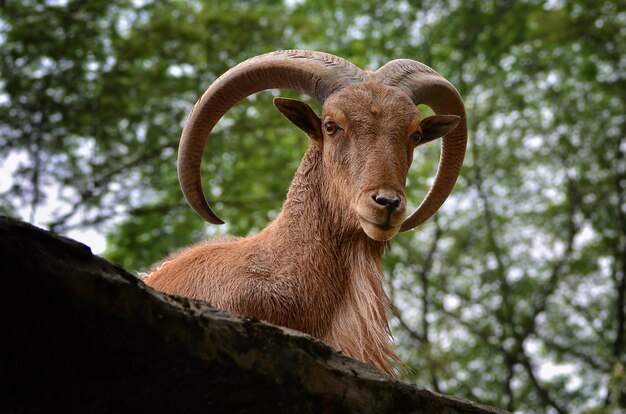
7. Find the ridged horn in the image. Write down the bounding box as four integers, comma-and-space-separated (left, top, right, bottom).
374, 60, 468, 231
178, 50, 367, 224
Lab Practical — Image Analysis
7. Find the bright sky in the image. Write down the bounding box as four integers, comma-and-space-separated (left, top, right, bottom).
0, 151, 107, 254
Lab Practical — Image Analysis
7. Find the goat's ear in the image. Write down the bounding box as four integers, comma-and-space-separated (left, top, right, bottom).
418, 114, 461, 146
273, 97, 322, 144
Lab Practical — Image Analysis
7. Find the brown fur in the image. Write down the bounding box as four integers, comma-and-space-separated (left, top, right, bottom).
145, 79, 458, 375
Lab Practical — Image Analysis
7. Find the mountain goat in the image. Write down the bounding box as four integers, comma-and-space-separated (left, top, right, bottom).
145, 50, 467, 376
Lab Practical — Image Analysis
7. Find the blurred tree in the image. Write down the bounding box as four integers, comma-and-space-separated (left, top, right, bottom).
0, 0, 624, 412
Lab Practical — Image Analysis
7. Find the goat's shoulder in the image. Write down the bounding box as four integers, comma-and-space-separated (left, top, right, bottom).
146, 235, 242, 273
143, 235, 246, 296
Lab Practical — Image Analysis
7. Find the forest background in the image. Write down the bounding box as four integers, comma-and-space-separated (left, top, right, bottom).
1, 1, 625, 412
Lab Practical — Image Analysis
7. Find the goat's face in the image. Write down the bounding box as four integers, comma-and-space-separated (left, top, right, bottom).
274, 80, 459, 241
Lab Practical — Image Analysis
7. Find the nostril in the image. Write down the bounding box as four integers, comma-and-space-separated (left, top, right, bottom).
373, 195, 402, 210
373, 195, 388, 206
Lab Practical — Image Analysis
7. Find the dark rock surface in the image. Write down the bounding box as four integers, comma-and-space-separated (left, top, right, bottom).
0, 216, 508, 413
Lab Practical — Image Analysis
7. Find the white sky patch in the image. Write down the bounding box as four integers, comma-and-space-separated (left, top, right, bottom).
46, 0, 69, 6
525, 338, 583, 393
167, 63, 195, 78
284, 0, 305, 8
24, 184, 108, 255
443, 294, 461, 312
21, 197, 108, 254
540, 362, 582, 392
1, 150, 108, 255
543, 0, 565, 9
0, 150, 28, 192
574, 223, 596, 249
68, 228, 107, 254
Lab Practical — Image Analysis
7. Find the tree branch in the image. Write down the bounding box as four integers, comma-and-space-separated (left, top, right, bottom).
536, 333, 609, 372
470, 130, 517, 408
605, 96, 626, 408
518, 349, 567, 414
518, 176, 580, 344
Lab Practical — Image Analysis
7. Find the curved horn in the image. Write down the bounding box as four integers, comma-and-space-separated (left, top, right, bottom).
374, 60, 467, 231
179, 50, 366, 224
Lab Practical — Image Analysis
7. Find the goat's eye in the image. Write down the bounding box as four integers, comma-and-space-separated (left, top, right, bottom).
324, 120, 339, 135
412, 131, 423, 146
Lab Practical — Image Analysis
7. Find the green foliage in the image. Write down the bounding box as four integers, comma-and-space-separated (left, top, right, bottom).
1, 0, 625, 412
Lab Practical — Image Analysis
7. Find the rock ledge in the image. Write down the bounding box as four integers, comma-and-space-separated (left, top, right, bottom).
0, 216, 507, 413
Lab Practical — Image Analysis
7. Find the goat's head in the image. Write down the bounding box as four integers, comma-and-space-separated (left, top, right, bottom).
178, 50, 467, 240
274, 81, 459, 240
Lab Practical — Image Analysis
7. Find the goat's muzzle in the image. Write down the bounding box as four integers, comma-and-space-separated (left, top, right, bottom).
356, 190, 407, 241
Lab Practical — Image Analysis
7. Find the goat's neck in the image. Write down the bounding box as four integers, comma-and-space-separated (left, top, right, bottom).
266, 145, 386, 265
250, 146, 396, 372
257, 146, 388, 333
